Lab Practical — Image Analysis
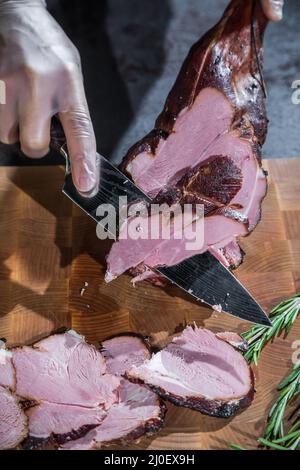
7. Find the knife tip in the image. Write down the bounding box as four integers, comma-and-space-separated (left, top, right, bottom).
260, 315, 273, 328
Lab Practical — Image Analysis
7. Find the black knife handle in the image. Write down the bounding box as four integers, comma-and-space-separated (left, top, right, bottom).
50, 116, 71, 176
50, 116, 66, 152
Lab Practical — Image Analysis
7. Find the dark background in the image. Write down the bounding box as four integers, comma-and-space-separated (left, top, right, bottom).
0, 0, 299, 166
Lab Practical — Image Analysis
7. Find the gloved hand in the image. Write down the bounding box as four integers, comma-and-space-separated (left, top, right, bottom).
261, 0, 284, 21
0, 0, 97, 194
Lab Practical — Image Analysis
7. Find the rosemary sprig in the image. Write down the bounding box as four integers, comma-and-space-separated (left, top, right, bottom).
229, 293, 300, 450
259, 411, 300, 450
230, 365, 300, 451
242, 293, 300, 365
259, 424, 300, 450
263, 361, 300, 443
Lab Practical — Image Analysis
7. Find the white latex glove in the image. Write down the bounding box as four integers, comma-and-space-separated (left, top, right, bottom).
261, 0, 284, 21
0, 0, 97, 193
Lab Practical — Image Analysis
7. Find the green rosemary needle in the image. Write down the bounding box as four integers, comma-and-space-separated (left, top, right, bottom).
263, 361, 300, 443
259, 412, 300, 450
229, 444, 246, 450
242, 293, 300, 365
230, 366, 300, 451
230, 293, 300, 451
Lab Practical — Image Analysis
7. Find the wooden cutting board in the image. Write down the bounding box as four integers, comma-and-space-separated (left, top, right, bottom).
0, 158, 299, 450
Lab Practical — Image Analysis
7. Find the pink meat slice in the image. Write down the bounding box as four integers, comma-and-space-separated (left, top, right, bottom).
0, 385, 28, 450
61, 379, 166, 450
12, 330, 119, 408
106, 213, 247, 282
126, 88, 234, 197
25, 402, 106, 444
0, 346, 15, 390
105, 108, 266, 282
126, 91, 265, 231
101, 335, 151, 376
127, 326, 254, 418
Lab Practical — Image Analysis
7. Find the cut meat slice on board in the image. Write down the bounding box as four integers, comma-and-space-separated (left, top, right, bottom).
0, 325, 254, 449
22, 402, 106, 449
0, 386, 28, 450
0, 330, 168, 450
0, 330, 166, 450
101, 334, 151, 376
12, 330, 120, 409
127, 326, 254, 418
106, 0, 268, 284
61, 379, 166, 450
0, 344, 15, 390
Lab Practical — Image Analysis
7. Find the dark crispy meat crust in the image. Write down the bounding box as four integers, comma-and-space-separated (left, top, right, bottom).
22, 424, 99, 450
179, 156, 243, 207
23, 407, 168, 451
154, 156, 243, 216
127, 369, 255, 419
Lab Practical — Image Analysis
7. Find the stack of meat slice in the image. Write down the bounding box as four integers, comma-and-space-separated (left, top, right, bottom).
0, 331, 165, 450
106, 0, 269, 285
62, 334, 165, 450
0, 326, 254, 450
14, 330, 119, 449
62, 379, 166, 450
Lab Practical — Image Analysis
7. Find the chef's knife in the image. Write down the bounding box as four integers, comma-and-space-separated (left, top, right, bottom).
51, 119, 272, 327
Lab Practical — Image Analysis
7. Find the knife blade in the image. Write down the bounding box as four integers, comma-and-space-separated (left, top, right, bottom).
158, 254, 271, 326
51, 119, 271, 326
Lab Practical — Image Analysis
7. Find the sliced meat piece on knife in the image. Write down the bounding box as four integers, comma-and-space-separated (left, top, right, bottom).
209, 240, 245, 270
61, 379, 166, 450
12, 330, 119, 409
106, 0, 268, 284
101, 334, 151, 376
0, 386, 28, 450
127, 326, 254, 418
130, 240, 245, 283
22, 402, 106, 450
216, 331, 249, 352
0, 344, 15, 390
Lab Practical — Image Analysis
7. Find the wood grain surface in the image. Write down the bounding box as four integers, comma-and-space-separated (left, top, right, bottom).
0, 159, 299, 450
